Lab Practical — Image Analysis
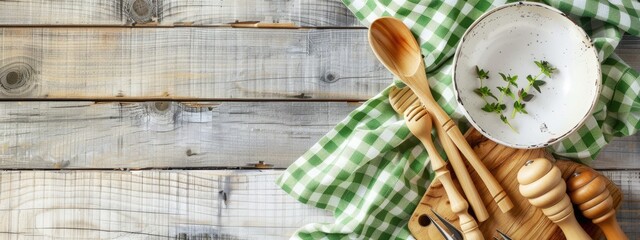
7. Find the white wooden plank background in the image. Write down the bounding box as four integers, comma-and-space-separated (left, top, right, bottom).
0, 28, 388, 100
0, 0, 360, 27
0, 170, 335, 239
0, 101, 356, 168
0, 100, 635, 170
0, 170, 636, 239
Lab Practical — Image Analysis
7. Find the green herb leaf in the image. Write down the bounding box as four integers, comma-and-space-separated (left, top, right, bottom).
535, 60, 543, 70
476, 66, 489, 79
535, 60, 556, 78
527, 75, 535, 85
475, 86, 498, 101
500, 114, 509, 124
482, 103, 495, 112
532, 80, 546, 93
508, 75, 518, 87
513, 101, 527, 114
474, 88, 482, 97
499, 73, 508, 82
497, 86, 515, 100
523, 93, 534, 102
499, 73, 518, 86
518, 88, 530, 101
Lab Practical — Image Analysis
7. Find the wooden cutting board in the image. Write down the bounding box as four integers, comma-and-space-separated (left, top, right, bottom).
408, 129, 622, 240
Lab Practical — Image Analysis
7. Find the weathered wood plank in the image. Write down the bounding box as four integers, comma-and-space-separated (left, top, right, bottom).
0, 101, 357, 168
0, 0, 360, 27
159, 0, 360, 27
599, 170, 640, 240
0, 28, 388, 100
0, 99, 635, 170
595, 134, 640, 169
0, 170, 636, 239
616, 35, 640, 70
0, 32, 636, 101
0, 170, 335, 239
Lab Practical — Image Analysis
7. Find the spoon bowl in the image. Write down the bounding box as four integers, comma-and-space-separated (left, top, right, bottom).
368, 17, 422, 77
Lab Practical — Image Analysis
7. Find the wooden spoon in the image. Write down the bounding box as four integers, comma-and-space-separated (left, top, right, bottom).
404, 105, 483, 240
368, 16, 513, 213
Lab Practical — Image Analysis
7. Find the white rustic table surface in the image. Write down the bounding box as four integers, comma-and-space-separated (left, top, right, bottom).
0, 1, 637, 239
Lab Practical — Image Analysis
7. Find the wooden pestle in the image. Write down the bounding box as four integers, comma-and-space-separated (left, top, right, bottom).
567, 167, 628, 240
517, 158, 591, 240
404, 106, 484, 240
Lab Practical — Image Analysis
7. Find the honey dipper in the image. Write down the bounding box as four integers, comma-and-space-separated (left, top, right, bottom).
517, 158, 591, 240
404, 106, 483, 239
567, 167, 628, 240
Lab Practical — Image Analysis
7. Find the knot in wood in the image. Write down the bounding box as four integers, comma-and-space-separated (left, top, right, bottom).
127, 0, 155, 24
0, 61, 37, 96
322, 72, 338, 83
154, 101, 170, 112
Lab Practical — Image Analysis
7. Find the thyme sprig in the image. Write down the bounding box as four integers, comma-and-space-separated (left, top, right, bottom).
509, 60, 556, 119
474, 60, 555, 133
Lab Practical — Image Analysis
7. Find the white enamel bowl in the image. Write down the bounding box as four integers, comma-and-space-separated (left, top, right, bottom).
453, 2, 601, 149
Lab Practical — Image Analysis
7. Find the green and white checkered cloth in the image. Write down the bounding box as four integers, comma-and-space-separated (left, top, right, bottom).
277, 0, 640, 239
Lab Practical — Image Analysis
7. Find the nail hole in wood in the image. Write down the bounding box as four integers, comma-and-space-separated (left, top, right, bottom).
418, 214, 431, 227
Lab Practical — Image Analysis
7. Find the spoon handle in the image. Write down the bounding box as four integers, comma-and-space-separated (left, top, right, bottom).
435, 122, 490, 222
409, 69, 513, 213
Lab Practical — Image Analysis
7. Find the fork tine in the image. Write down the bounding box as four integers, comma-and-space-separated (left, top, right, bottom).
427, 214, 456, 240
496, 229, 511, 240
431, 209, 463, 240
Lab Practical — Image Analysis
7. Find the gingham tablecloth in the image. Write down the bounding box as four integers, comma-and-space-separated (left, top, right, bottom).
277, 0, 640, 239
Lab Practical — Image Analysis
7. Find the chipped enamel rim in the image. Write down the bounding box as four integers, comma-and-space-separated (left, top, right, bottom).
452, 2, 601, 149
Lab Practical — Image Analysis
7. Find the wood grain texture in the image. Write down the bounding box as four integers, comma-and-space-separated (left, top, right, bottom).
616, 35, 640, 71
596, 134, 640, 169
0, 33, 637, 101
409, 129, 636, 240
410, 129, 570, 240
0, 170, 334, 240
0, 0, 360, 27
0, 169, 635, 239
599, 170, 640, 240
0, 101, 357, 168
0, 28, 389, 100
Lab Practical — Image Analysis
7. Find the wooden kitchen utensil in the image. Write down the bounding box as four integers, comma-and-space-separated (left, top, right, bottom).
518, 158, 591, 240
408, 129, 622, 240
567, 167, 628, 240
368, 16, 513, 213
404, 105, 483, 240
390, 86, 489, 222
